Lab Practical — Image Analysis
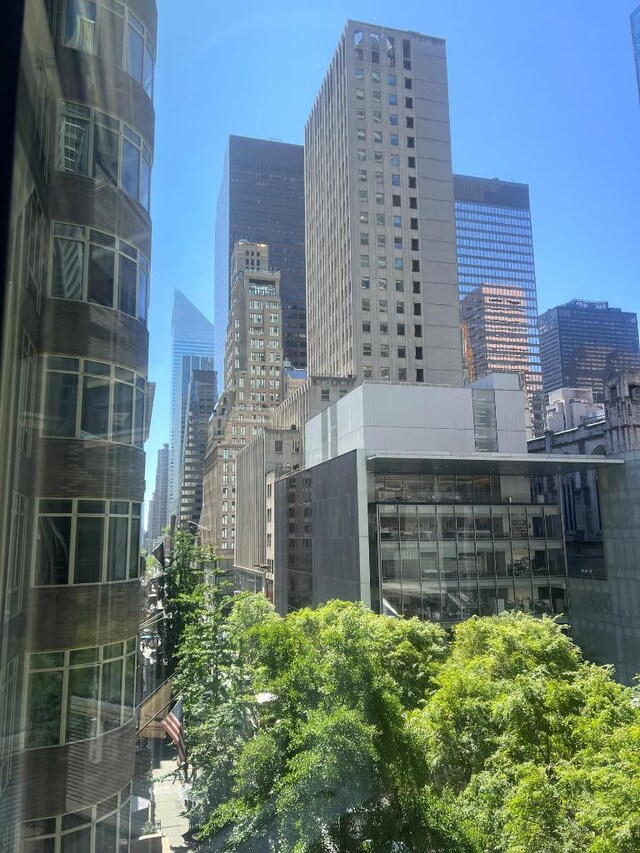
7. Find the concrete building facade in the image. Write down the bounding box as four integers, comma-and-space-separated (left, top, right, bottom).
272, 378, 614, 621
201, 242, 284, 567
305, 21, 464, 386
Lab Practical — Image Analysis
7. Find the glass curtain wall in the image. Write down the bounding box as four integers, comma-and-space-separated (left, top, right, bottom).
374, 473, 566, 624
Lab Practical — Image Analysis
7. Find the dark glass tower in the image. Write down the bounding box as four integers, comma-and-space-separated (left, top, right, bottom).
538, 300, 640, 403
0, 0, 156, 848
214, 136, 306, 376
453, 175, 543, 433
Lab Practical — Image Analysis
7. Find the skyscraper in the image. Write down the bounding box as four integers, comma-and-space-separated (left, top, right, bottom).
460, 285, 530, 384
178, 369, 217, 530
168, 291, 214, 523
305, 22, 464, 386
631, 5, 640, 99
538, 300, 640, 403
202, 241, 284, 567
147, 443, 169, 546
453, 174, 543, 432
215, 136, 306, 376
0, 0, 156, 847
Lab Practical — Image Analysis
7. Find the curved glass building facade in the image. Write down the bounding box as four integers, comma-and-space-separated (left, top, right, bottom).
0, 0, 156, 848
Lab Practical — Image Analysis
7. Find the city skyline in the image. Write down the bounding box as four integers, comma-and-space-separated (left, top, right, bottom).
145, 1, 640, 497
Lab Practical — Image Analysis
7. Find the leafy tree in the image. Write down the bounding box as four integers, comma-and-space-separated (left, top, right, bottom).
171, 596, 640, 853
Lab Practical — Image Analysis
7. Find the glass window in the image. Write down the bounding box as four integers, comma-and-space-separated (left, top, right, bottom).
88, 244, 114, 307
140, 150, 151, 210
66, 665, 99, 742
438, 509, 456, 540
53, 237, 84, 300
93, 122, 119, 185
112, 382, 133, 443
98, 7, 124, 66
74, 517, 104, 583
129, 516, 141, 577
107, 517, 128, 581
417, 506, 436, 540
119, 255, 137, 316
44, 371, 78, 437
509, 507, 528, 539
82, 376, 110, 439
134, 388, 144, 449
545, 508, 562, 539
59, 113, 91, 176
64, 0, 97, 52
122, 138, 140, 199
36, 515, 72, 585
101, 659, 123, 732
27, 671, 63, 747
398, 506, 417, 540
390, 133, 399, 145
380, 508, 399, 541
137, 260, 148, 323
126, 16, 144, 84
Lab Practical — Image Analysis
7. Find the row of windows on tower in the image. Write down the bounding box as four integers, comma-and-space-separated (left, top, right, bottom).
353, 29, 413, 71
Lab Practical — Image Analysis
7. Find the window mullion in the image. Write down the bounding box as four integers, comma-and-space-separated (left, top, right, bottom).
73, 363, 82, 439
83, 228, 90, 301
69, 503, 78, 585
101, 509, 109, 583
59, 651, 70, 745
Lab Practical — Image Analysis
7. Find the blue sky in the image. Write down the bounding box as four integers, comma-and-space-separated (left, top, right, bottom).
145, 0, 640, 512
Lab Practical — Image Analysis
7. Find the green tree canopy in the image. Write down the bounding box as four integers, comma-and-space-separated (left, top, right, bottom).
171, 596, 640, 853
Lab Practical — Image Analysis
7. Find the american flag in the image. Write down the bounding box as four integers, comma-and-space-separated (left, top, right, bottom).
161, 699, 186, 767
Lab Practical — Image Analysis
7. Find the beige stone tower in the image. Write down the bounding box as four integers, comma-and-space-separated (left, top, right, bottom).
305, 21, 464, 385
201, 241, 284, 565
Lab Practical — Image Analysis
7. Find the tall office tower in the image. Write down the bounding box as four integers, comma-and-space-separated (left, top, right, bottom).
148, 442, 169, 545
632, 5, 640, 99
168, 291, 214, 523
539, 300, 640, 403
215, 136, 305, 377
201, 241, 284, 568
0, 0, 156, 848
460, 285, 530, 382
178, 369, 217, 530
305, 22, 464, 385
453, 174, 543, 433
